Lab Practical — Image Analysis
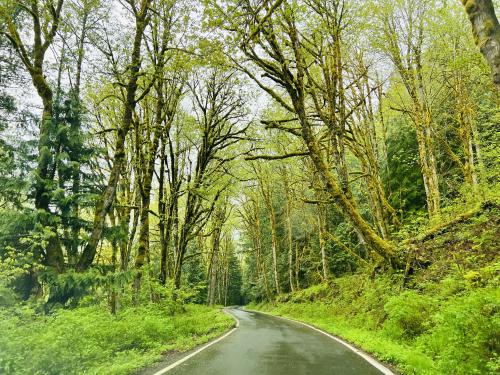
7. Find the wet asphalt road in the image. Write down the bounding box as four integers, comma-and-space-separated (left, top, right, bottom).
165, 308, 384, 375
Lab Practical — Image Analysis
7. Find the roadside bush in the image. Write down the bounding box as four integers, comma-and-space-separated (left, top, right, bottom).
383, 291, 436, 340
418, 287, 499, 374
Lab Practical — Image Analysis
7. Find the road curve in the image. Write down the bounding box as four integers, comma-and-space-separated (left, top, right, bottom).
154, 307, 388, 375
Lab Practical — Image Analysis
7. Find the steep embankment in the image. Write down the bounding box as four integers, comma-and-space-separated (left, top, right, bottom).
249, 204, 499, 374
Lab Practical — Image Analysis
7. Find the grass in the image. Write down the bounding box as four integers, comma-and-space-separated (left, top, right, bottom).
0, 303, 234, 374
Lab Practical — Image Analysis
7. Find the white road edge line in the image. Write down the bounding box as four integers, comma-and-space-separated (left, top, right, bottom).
151, 309, 240, 375
252, 310, 395, 375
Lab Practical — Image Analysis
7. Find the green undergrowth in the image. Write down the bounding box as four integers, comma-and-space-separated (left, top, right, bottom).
249, 207, 500, 374
0, 303, 234, 374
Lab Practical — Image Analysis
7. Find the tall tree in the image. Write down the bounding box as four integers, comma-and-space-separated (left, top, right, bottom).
171, 68, 249, 288
77, 0, 153, 270
279, 165, 296, 291
1, 0, 66, 270
374, 0, 441, 218
240, 192, 272, 301
207, 199, 229, 305
133, 0, 182, 298
253, 164, 281, 294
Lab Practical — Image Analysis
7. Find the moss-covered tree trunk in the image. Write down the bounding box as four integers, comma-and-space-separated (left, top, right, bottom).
258, 174, 281, 295
159, 138, 174, 284
462, 0, 500, 92
207, 217, 223, 305
159, 132, 181, 284
254, 201, 272, 301
317, 202, 329, 281
350, 67, 399, 238
296, 97, 397, 263
207, 202, 227, 305
415, 111, 441, 218
242, 197, 272, 301
133, 175, 153, 301
281, 167, 296, 292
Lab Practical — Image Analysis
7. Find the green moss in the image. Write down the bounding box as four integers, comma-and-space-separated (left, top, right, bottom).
483, 20, 495, 36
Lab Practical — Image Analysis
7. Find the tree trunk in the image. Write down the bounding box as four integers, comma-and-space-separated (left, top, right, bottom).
133, 185, 151, 303
295, 242, 301, 290
158, 139, 172, 284
134, 78, 165, 299
207, 228, 221, 305
173, 235, 188, 290
259, 179, 281, 295
317, 203, 329, 281
415, 111, 441, 218
109, 210, 119, 314
255, 209, 272, 301
207, 204, 225, 305
281, 168, 295, 292
462, 0, 500, 91
159, 135, 179, 284
270, 215, 281, 295
458, 109, 478, 187
299, 112, 397, 264
245, 198, 272, 301
416, 49, 441, 218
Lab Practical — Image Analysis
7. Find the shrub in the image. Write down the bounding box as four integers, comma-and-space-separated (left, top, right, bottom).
418, 287, 499, 374
383, 291, 436, 340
